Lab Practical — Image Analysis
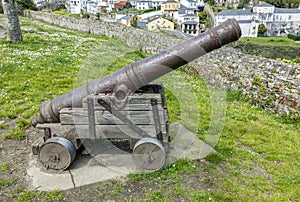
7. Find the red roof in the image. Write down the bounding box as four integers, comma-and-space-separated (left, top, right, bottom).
119, 1, 126, 5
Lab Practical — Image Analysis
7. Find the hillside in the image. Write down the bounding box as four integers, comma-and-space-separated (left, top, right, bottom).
0, 14, 300, 201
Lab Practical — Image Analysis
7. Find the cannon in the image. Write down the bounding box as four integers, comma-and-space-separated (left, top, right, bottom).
31, 19, 241, 171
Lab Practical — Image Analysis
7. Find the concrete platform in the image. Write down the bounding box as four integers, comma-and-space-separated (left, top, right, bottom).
26, 123, 216, 191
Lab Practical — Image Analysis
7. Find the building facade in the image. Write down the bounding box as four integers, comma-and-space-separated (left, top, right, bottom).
146, 17, 174, 31
215, 3, 300, 37
161, 0, 180, 13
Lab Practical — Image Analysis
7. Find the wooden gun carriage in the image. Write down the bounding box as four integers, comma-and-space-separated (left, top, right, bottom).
31, 19, 241, 171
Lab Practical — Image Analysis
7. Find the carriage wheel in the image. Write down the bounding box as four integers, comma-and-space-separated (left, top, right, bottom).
39, 137, 76, 170
132, 138, 166, 171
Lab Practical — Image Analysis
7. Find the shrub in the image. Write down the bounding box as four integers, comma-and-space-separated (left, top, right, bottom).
288, 34, 300, 41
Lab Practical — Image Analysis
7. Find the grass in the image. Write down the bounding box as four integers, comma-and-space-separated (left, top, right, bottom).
239, 36, 300, 47
0, 163, 10, 171
0, 14, 300, 201
0, 178, 14, 188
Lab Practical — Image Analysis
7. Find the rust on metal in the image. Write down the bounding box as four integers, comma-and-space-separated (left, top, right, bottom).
32, 19, 241, 127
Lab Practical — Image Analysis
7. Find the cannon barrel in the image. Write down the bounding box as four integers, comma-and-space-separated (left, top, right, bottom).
32, 19, 241, 127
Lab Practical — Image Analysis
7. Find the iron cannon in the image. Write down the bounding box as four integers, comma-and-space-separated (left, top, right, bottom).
31, 19, 241, 171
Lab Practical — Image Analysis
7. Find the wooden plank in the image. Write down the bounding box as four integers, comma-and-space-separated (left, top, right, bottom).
82, 93, 162, 109
36, 123, 167, 139
31, 137, 44, 155
60, 108, 166, 125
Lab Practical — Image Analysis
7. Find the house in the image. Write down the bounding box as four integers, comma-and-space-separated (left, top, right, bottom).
33, 0, 46, 8
174, 5, 197, 25
67, 0, 81, 14
136, 0, 152, 10
117, 14, 142, 26
181, 13, 200, 35
180, 0, 204, 11
215, 2, 300, 37
34, 0, 67, 8
87, 0, 98, 14
146, 17, 175, 31
215, 9, 257, 37
161, 0, 180, 14
214, 0, 240, 7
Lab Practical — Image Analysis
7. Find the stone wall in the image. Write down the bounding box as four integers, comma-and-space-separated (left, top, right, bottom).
24, 11, 180, 53
195, 49, 300, 117
24, 11, 300, 117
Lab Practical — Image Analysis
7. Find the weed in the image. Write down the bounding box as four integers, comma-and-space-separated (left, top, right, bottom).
0, 178, 14, 188
45, 190, 64, 201
112, 183, 121, 196
189, 190, 232, 201
0, 123, 8, 129
17, 191, 43, 202
205, 153, 223, 164
226, 89, 249, 102
172, 184, 185, 197
3, 128, 26, 140
252, 76, 261, 85
145, 190, 169, 202
0, 163, 10, 171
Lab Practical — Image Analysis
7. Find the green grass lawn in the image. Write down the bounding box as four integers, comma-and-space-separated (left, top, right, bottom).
0, 14, 300, 201
239, 36, 300, 47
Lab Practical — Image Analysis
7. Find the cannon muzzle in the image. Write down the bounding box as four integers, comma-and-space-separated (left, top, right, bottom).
32, 19, 241, 127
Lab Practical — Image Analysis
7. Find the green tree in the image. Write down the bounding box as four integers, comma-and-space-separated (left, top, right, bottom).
16, 0, 37, 10
238, 0, 250, 8
264, 0, 299, 8
265, 0, 285, 8
124, 2, 132, 9
258, 24, 267, 36
204, 0, 214, 6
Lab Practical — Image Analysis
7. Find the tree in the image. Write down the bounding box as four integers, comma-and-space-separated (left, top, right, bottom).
16, 0, 37, 10
2, 0, 22, 42
238, 0, 250, 9
258, 24, 267, 36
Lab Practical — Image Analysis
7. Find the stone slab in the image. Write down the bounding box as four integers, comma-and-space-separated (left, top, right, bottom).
26, 123, 216, 191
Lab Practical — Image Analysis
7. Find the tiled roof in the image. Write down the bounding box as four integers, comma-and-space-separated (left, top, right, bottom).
237, 20, 252, 23
255, 3, 274, 7
184, 13, 196, 17
137, 22, 147, 29
274, 8, 300, 14
182, 21, 198, 25
163, 0, 177, 3
216, 9, 252, 15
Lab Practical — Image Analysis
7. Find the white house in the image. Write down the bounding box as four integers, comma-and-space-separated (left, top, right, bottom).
136, 0, 152, 10
214, 0, 240, 7
180, 0, 204, 11
215, 3, 300, 37
68, 0, 81, 14
169, 4, 194, 24
86, 0, 98, 14
181, 13, 200, 36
